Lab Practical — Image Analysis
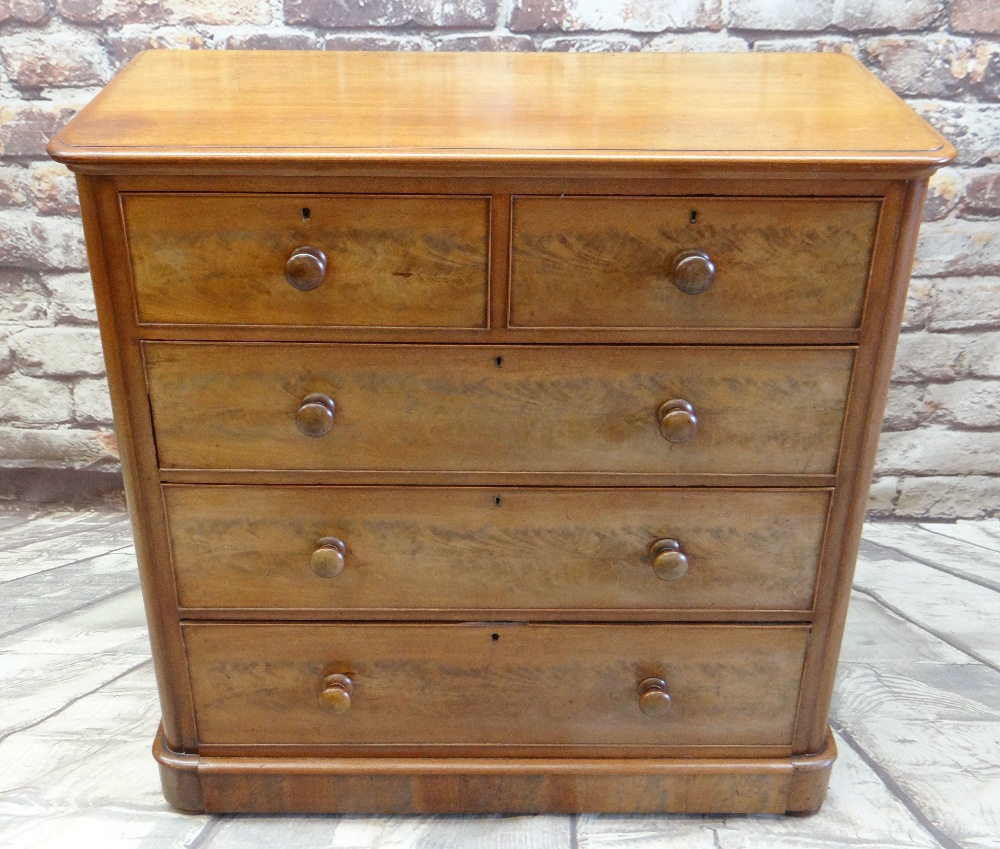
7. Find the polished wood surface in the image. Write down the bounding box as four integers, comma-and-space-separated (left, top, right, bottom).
144, 343, 854, 475
51, 50, 950, 815
163, 485, 829, 614
510, 197, 880, 329
49, 52, 953, 172
183, 623, 808, 750
124, 193, 489, 327
153, 724, 838, 815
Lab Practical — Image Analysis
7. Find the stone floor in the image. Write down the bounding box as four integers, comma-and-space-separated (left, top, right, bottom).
0, 506, 998, 849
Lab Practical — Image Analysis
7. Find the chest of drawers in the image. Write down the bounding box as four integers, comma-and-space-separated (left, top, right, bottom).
49, 50, 953, 815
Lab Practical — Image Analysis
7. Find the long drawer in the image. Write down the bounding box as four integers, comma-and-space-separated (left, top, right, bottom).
166, 485, 830, 613
144, 343, 854, 475
123, 193, 490, 327
510, 196, 880, 329
183, 623, 809, 749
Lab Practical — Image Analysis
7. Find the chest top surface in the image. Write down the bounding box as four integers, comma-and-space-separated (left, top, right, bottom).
48, 50, 953, 172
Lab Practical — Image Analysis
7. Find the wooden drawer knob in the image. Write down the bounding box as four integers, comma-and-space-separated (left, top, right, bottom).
285, 246, 327, 291
319, 673, 353, 713
296, 392, 336, 438
672, 249, 715, 294
648, 539, 689, 581
312, 537, 346, 578
657, 399, 698, 443
638, 677, 672, 717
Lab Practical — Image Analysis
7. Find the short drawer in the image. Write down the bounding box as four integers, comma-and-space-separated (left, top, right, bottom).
166, 485, 830, 614
123, 193, 490, 327
510, 196, 880, 329
183, 623, 808, 749
144, 343, 854, 475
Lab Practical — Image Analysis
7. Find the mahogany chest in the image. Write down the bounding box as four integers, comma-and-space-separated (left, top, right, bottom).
49, 50, 953, 815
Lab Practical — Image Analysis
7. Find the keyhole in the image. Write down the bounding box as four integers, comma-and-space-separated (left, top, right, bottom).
494, 496, 503, 507
689, 209, 698, 224
302, 207, 311, 221
491, 633, 500, 642
494, 355, 504, 368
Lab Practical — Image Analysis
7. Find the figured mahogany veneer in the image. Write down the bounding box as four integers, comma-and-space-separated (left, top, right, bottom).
48, 50, 953, 815
164, 485, 830, 614
144, 343, 855, 475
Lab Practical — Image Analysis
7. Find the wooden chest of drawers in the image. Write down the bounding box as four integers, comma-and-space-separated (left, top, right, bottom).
49, 50, 953, 815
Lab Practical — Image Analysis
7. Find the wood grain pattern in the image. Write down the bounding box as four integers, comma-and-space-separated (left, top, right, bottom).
510, 197, 880, 329
48, 52, 953, 173
144, 343, 855, 476
164, 485, 830, 614
182, 623, 808, 750
153, 725, 837, 815
124, 194, 489, 328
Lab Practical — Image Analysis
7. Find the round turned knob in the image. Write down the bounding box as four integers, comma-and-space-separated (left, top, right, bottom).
657, 399, 698, 443
672, 249, 715, 295
295, 392, 336, 438
319, 673, 353, 713
285, 246, 327, 291
648, 539, 689, 581
638, 677, 672, 717
312, 537, 346, 578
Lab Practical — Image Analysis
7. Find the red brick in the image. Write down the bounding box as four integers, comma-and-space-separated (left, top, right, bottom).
104, 32, 204, 68
978, 47, 1000, 100
288, 0, 496, 28
58, 0, 270, 25
0, 165, 29, 208
961, 169, 1000, 214
435, 35, 535, 51
0, 101, 78, 158
539, 35, 642, 52
914, 219, 1000, 276
916, 101, 1000, 166
864, 36, 974, 97
29, 162, 79, 216
752, 37, 858, 56
510, 0, 718, 32
225, 33, 319, 50
323, 35, 431, 51
730, 0, 833, 31
0, 0, 48, 23
1, 32, 110, 90
10, 327, 105, 377
0, 211, 88, 271
647, 34, 749, 53
0, 270, 49, 327
0, 374, 73, 425
45, 272, 98, 325
923, 167, 963, 221
951, 0, 1000, 34
0, 425, 119, 469
835, 0, 944, 31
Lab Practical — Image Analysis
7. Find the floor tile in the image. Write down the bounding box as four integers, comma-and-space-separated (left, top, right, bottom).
577, 731, 942, 848
0, 548, 138, 637
832, 663, 1000, 849
860, 524, 1000, 591
200, 813, 573, 849
920, 520, 1000, 554
840, 593, 970, 665
0, 518, 134, 584
853, 556, 1000, 667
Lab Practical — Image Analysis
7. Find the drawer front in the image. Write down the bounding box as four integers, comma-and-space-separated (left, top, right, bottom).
123, 194, 490, 327
145, 344, 854, 475
184, 623, 808, 748
510, 196, 880, 329
166, 485, 829, 613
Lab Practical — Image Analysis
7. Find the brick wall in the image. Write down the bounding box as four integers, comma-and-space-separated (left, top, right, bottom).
1, 0, 998, 517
